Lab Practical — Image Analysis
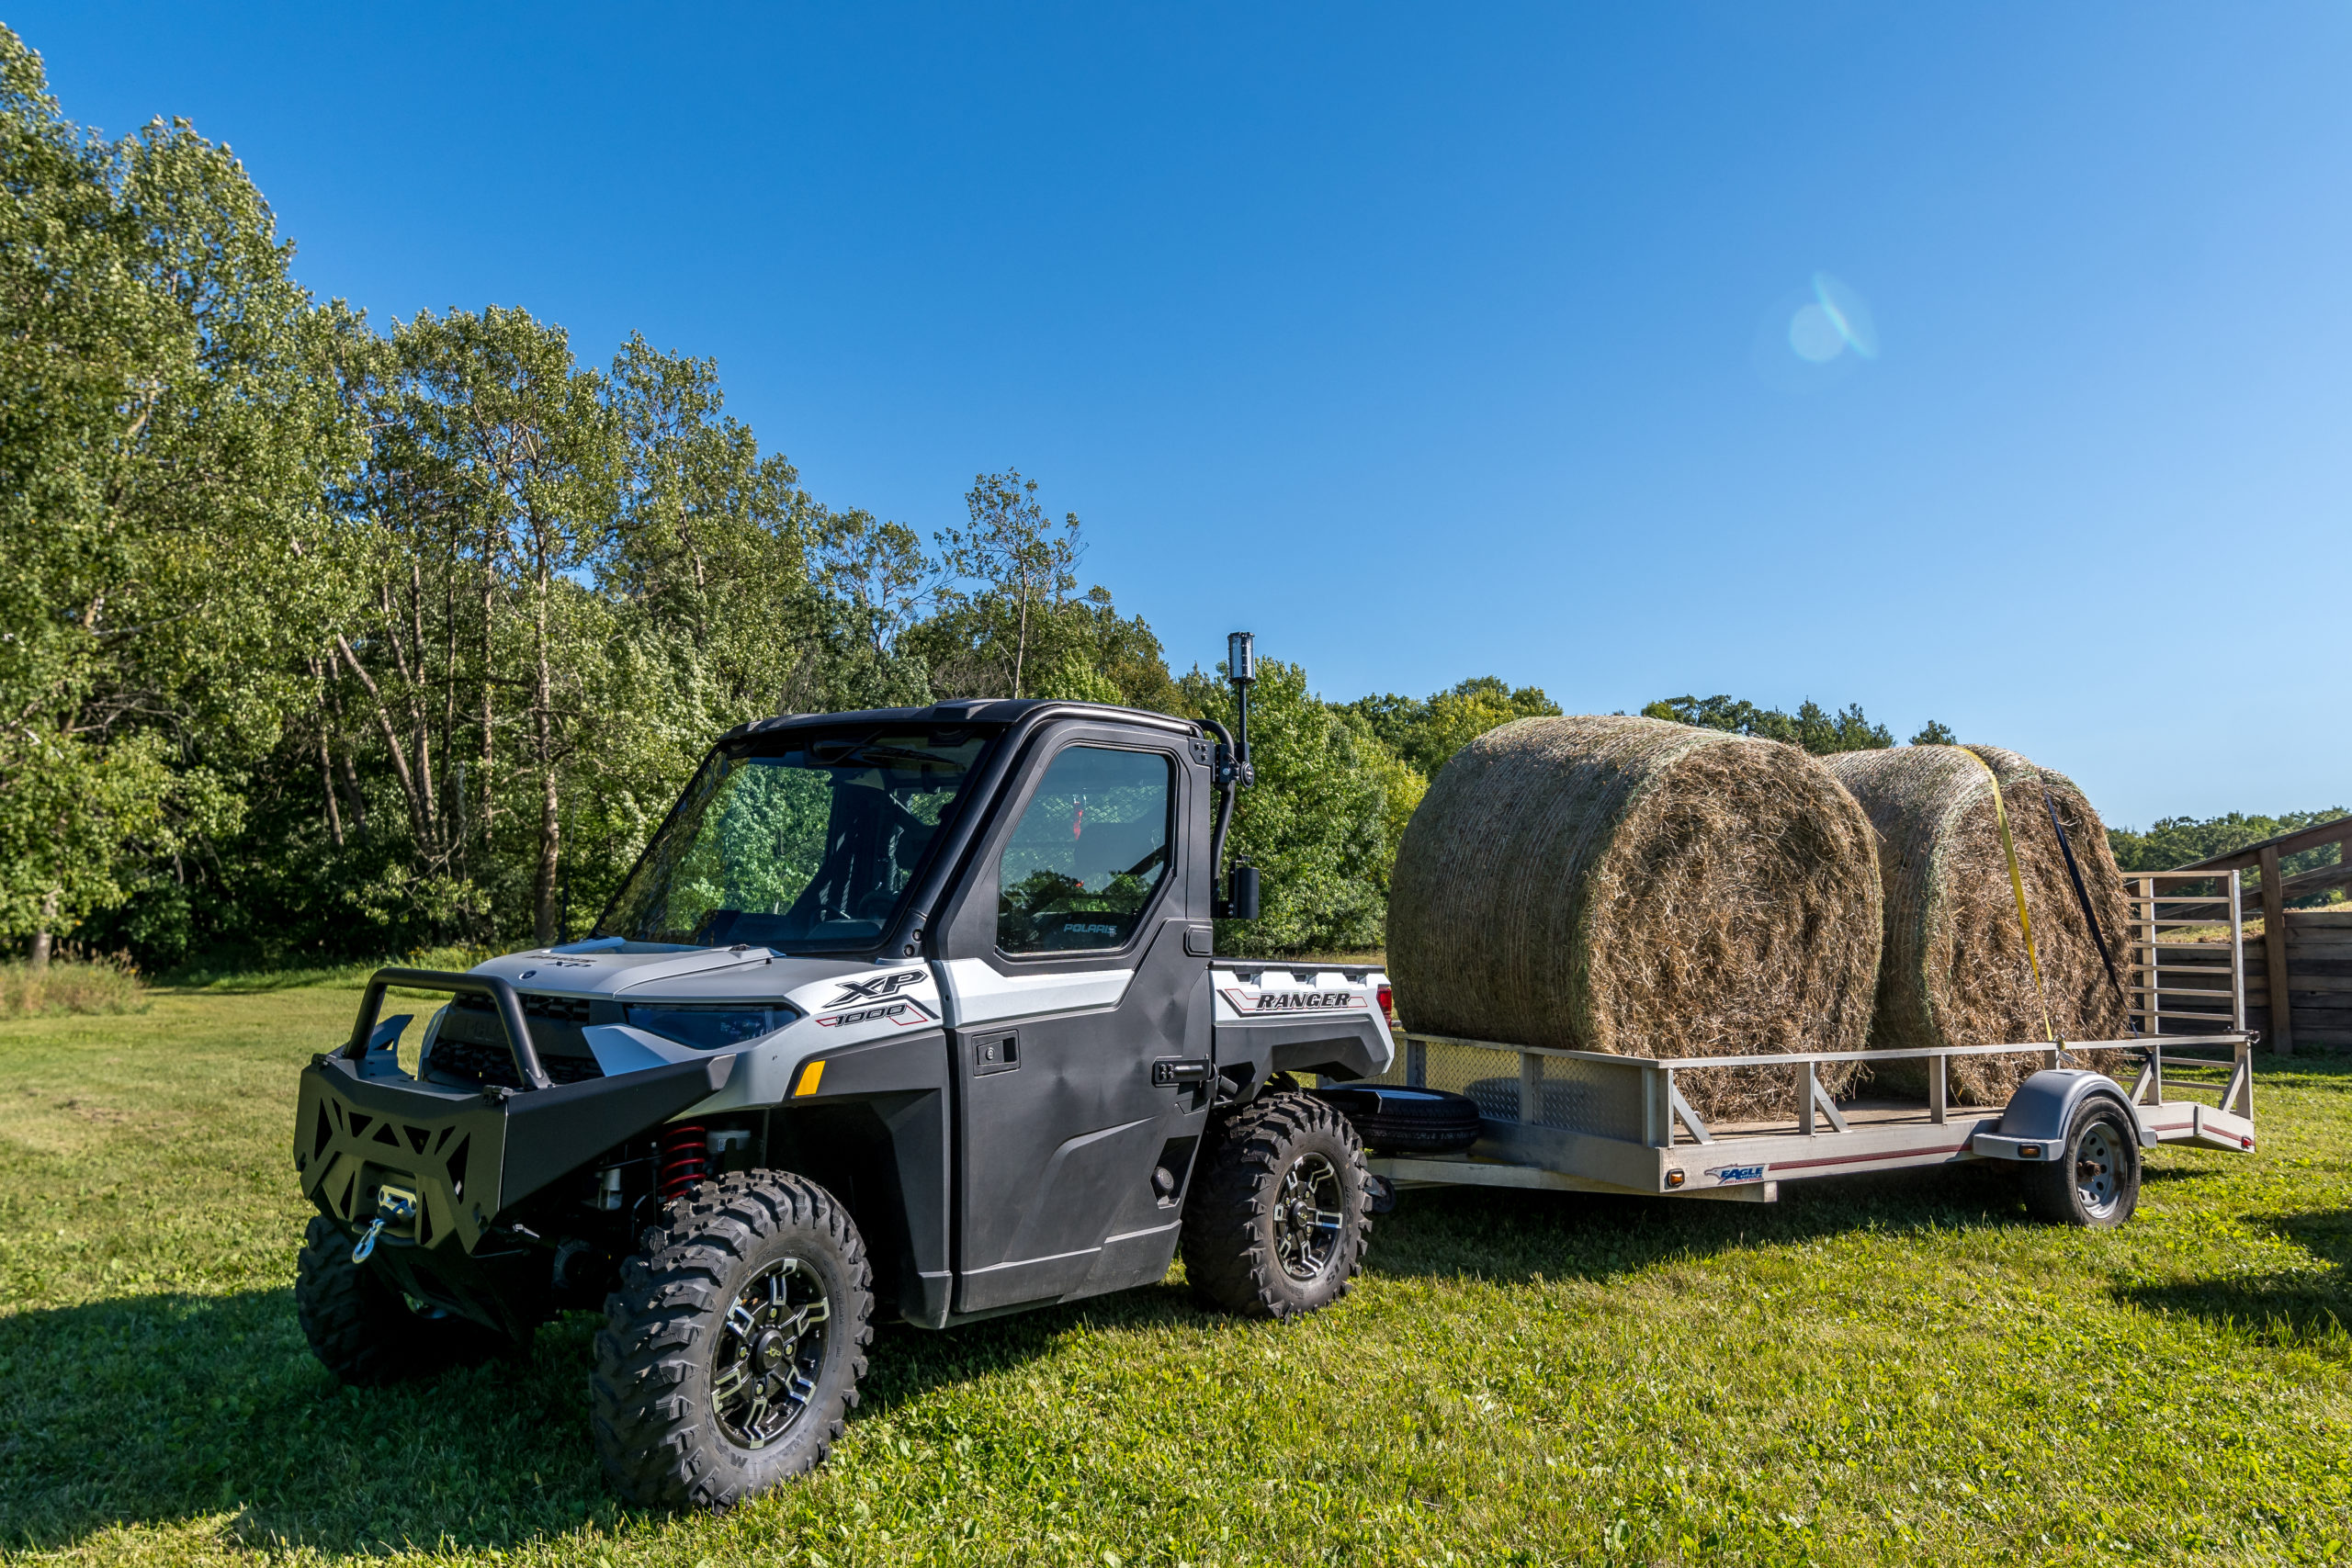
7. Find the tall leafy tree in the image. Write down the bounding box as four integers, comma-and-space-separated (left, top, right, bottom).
1180, 660, 1392, 956
0, 25, 362, 962
322, 307, 621, 943
906, 471, 1177, 713
924, 470, 1081, 699
1340, 676, 1563, 778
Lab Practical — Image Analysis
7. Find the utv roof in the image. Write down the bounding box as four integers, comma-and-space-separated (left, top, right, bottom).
717, 699, 1203, 746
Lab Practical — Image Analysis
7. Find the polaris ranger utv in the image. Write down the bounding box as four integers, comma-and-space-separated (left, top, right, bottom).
292, 635, 1395, 1508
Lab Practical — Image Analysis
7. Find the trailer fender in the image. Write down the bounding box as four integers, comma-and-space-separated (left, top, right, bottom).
1974, 1068, 2147, 1162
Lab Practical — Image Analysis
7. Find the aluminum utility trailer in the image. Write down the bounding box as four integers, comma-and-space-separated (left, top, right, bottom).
1362, 871, 2258, 1209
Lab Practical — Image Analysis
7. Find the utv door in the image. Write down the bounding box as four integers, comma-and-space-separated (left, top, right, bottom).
934, 726, 1215, 1314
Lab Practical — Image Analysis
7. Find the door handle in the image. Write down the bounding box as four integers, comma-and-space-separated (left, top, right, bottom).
972, 1032, 1019, 1076
1150, 1057, 1213, 1088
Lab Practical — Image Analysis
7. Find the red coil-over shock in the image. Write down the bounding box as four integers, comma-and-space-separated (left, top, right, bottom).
658, 1123, 710, 1201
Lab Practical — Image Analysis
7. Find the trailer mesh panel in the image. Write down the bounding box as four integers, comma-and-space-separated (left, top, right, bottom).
1363, 1040, 1647, 1142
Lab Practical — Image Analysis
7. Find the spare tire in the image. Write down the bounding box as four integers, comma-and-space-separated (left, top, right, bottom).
1308, 1085, 1481, 1155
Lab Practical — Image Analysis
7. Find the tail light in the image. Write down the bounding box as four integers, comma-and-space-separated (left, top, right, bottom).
1376, 984, 1394, 1019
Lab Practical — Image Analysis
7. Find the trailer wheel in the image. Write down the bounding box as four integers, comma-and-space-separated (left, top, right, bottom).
2024, 1099, 2140, 1228
1181, 1090, 1371, 1319
294, 1214, 515, 1384
592, 1171, 872, 1511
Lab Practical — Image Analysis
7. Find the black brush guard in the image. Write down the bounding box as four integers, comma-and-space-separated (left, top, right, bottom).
296, 969, 739, 1330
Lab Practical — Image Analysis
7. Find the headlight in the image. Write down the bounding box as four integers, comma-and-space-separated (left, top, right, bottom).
623, 1005, 794, 1050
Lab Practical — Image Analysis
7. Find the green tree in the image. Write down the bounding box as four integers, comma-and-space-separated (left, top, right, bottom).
1339, 676, 1562, 778
927, 470, 1081, 699
906, 472, 1177, 714
0, 26, 363, 961
1641, 694, 1894, 754
321, 306, 622, 945
1180, 660, 1391, 956
2109, 807, 2347, 904
1909, 719, 1957, 745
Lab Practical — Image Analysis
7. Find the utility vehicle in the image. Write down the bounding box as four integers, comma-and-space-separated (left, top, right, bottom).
295, 636, 1395, 1508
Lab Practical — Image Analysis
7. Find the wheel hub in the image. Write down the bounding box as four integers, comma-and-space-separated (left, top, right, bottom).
1273, 1151, 1344, 1282
2075, 1122, 2123, 1219
710, 1257, 831, 1450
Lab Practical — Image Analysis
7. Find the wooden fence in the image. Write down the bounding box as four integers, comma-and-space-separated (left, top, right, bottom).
2245, 908, 2352, 1052
2174, 816, 2352, 1055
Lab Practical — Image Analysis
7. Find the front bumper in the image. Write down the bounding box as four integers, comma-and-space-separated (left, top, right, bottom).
295, 1050, 739, 1330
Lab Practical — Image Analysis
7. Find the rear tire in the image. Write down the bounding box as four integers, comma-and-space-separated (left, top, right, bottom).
593, 1171, 873, 1511
2024, 1099, 2141, 1227
294, 1213, 514, 1385
1181, 1090, 1371, 1319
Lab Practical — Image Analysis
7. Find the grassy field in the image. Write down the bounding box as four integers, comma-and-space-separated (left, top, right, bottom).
3, 983, 2349, 1565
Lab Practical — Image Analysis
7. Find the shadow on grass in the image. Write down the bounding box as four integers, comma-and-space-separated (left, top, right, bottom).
1365, 1159, 2039, 1286
2115, 1207, 2352, 1352
0, 1272, 1206, 1553
0, 1159, 2253, 1552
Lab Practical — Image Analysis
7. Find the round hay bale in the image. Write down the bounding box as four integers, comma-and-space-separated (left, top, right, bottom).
1821, 743, 2132, 1103
1387, 715, 1883, 1123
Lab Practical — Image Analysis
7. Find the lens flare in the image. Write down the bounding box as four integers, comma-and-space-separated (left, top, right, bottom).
1752, 272, 1880, 392
1789, 302, 1845, 363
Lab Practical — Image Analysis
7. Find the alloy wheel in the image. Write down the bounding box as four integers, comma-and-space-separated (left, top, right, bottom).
1272, 1151, 1344, 1281
710, 1257, 831, 1449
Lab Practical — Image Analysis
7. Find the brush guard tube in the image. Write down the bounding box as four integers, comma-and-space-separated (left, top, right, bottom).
345, 967, 548, 1089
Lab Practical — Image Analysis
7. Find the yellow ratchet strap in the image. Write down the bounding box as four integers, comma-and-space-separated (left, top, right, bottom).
1965, 748, 2057, 1044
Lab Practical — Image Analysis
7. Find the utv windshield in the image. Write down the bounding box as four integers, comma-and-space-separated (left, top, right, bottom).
595, 727, 994, 953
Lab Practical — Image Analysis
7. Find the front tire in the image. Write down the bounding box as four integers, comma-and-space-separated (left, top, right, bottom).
294, 1213, 514, 1384
2024, 1099, 2141, 1227
593, 1171, 873, 1510
1180, 1090, 1371, 1319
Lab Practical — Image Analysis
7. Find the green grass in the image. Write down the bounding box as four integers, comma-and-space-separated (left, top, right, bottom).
0, 957, 147, 1020
3, 986, 2349, 1565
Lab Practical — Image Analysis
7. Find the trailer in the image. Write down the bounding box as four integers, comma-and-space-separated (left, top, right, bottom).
1356, 868, 2257, 1222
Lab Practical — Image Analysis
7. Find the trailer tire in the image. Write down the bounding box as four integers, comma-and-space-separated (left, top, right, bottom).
294, 1213, 515, 1385
1309, 1084, 1482, 1155
2023, 1098, 2140, 1228
593, 1171, 873, 1511
1181, 1090, 1371, 1319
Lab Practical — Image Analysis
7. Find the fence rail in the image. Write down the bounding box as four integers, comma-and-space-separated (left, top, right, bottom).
2177, 817, 2352, 1055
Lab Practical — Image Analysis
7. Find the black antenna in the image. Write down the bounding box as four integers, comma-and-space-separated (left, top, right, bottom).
1213, 632, 1260, 920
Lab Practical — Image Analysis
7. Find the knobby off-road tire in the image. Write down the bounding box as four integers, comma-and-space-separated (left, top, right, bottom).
2023, 1099, 2142, 1228
1180, 1089, 1372, 1319
294, 1213, 514, 1385
593, 1171, 873, 1511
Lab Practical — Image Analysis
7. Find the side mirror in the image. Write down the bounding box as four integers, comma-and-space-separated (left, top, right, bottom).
1218, 863, 1261, 921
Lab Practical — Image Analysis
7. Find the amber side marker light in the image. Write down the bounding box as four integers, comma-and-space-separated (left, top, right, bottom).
2017, 1144, 2042, 1159
1665, 1169, 1686, 1190
794, 1060, 826, 1097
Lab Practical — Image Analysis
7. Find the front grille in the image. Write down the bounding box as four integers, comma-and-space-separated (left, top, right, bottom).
524, 993, 594, 1025
430, 993, 605, 1088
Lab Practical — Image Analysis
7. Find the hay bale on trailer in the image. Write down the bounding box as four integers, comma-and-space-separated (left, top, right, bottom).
1821, 744, 2132, 1103
1387, 715, 1883, 1123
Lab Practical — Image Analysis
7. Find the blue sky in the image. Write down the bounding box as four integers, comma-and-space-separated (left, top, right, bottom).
13, 3, 2348, 826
